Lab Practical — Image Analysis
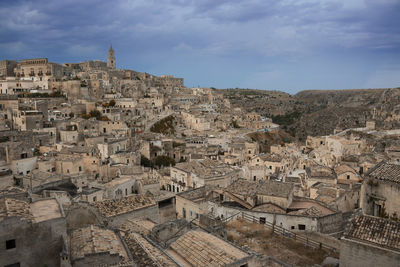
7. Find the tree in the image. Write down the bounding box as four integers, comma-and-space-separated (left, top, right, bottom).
140, 155, 154, 168
154, 155, 175, 168
89, 110, 102, 120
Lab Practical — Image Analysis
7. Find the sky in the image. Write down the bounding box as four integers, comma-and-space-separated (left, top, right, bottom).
0, 0, 399, 93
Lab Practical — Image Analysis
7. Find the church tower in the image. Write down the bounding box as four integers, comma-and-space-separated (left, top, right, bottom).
107, 44, 116, 69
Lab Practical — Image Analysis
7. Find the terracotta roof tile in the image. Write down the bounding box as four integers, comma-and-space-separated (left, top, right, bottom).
344, 214, 400, 251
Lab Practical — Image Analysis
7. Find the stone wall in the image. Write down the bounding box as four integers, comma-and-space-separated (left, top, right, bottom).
340, 238, 400, 267
106, 204, 159, 227
0, 216, 67, 267
317, 212, 343, 234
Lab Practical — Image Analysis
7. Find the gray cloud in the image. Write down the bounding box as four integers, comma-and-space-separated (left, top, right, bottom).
0, 0, 399, 91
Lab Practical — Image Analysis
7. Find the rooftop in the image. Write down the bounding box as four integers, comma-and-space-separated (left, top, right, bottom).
306, 165, 336, 180
123, 232, 177, 267
0, 198, 62, 223
334, 164, 357, 175
168, 230, 249, 267
70, 225, 130, 263
173, 159, 236, 179
226, 179, 293, 198
95, 195, 156, 217
366, 162, 400, 184
0, 198, 33, 222
176, 185, 211, 202
30, 199, 63, 222
260, 153, 283, 162
344, 214, 400, 252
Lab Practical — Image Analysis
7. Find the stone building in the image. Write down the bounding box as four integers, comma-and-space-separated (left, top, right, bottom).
169, 159, 240, 192
0, 198, 67, 267
13, 58, 65, 90
340, 214, 400, 267
167, 229, 255, 266
334, 164, 361, 184
360, 162, 400, 219
69, 225, 131, 266
95, 194, 159, 226
107, 45, 116, 69
0, 60, 17, 78
175, 185, 215, 221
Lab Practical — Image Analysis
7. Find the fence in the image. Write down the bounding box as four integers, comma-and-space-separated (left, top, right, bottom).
239, 212, 338, 254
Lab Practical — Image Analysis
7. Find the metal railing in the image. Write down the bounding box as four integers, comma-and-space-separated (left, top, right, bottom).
240, 212, 338, 254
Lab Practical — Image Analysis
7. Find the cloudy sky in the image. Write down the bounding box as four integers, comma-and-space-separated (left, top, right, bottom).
0, 0, 399, 93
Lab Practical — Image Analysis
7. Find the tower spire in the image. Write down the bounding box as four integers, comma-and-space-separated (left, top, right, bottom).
107, 44, 116, 69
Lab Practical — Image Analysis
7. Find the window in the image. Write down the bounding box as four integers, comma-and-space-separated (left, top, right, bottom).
6, 239, 16, 249
79, 166, 82, 172
259, 217, 266, 224
253, 176, 256, 181
298, 224, 306, 230
347, 175, 350, 180
93, 196, 97, 202
182, 208, 186, 218
125, 188, 128, 195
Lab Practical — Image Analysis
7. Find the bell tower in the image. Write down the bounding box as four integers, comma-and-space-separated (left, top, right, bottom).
107, 44, 116, 69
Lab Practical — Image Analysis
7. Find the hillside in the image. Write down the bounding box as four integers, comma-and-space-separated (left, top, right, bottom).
220, 87, 400, 141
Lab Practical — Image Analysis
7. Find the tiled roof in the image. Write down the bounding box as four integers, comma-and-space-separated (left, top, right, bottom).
344, 214, 400, 251
366, 162, 400, 184
169, 230, 249, 267
260, 153, 283, 162
0, 198, 33, 222
334, 164, 357, 175
95, 195, 156, 218
289, 206, 324, 216
123, 232, 177, 267
174, 159, 236, 179
257, 180, 294, 198
306, 165, 336, 179
177, 185, 211, 201
226, 179, 293, 198
70, 225, 130, 263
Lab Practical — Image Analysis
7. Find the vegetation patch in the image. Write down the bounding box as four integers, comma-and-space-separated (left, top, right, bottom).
272, 111, 302, 126
150, 115, 176, 134
140, 155, 176, 169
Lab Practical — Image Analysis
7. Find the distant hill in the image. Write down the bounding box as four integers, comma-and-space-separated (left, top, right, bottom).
219, 88, 400, 141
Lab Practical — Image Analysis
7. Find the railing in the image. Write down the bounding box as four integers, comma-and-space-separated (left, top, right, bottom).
240, 212, 338, 254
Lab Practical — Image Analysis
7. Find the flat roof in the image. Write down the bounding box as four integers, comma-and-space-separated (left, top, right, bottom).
30, 199, 63, 222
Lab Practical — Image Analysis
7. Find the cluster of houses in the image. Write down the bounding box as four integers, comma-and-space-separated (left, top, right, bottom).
0, 48, 399, 266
